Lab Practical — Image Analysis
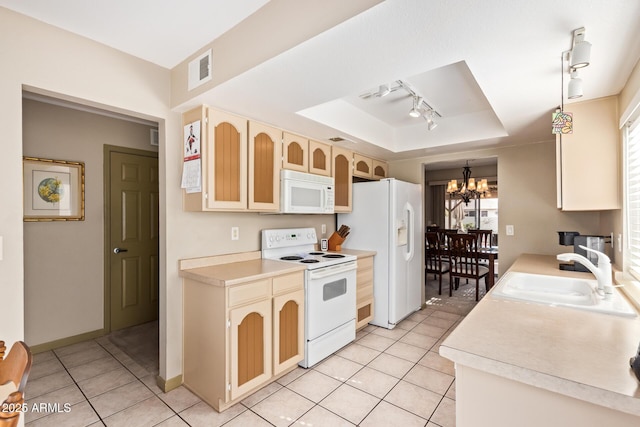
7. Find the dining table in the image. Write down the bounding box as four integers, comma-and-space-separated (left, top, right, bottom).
477, 246, 499, 289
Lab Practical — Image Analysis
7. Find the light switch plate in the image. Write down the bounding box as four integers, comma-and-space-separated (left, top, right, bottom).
0, 236, 3, 261
506, 225, 514, 236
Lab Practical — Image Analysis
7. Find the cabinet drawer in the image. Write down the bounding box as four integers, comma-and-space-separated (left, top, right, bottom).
358, 256, 374, 270
357, 268, 373, 285
273, 272, 304, 295
228, 279, 271, 308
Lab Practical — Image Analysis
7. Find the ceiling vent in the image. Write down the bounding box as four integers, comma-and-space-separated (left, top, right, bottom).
188, 49, 212, 91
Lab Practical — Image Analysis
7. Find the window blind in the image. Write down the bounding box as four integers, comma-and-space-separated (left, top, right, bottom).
626, 120, 640, 280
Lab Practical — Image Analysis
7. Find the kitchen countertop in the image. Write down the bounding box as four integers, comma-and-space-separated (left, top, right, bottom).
327, 248, 376, 258
440, 254, 640, 416
179, 258, 306, 287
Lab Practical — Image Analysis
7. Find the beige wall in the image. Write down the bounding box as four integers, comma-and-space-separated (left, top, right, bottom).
390, 141, 602, 274
0, 7, 173, 357
22, 99, 158, 345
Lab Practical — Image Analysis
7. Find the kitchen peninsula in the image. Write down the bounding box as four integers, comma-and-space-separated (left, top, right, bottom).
440, 254, 640, 427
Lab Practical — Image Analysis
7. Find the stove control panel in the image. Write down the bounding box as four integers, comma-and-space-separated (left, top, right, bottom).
262, 228, 317, 249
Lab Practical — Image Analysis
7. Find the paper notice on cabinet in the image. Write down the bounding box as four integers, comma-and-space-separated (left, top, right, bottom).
181, 120, 202, 193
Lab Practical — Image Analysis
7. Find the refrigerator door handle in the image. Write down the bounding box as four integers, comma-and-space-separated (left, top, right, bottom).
405, 202, 415, 262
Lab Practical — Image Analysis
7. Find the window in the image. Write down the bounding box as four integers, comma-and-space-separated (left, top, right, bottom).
626, 120, 640, 280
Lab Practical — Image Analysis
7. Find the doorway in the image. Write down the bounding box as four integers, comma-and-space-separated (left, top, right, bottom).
104, 145, 159, 332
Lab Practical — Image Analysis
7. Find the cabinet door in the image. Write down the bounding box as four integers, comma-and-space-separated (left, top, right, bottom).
332, 146, 353, 212
248, 122, 282, 211
353, 154, 373, 179
309, 140, 332, 176
207, 109, 247, 210
557, 96, 620, 210
372, 160, 388, 180
273, 290, 305, 375
283, 132, 309, 172
356, 256, 374, 329
229, 299, 272, 400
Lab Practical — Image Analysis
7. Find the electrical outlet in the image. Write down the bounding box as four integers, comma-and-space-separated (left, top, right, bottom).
231, 227, 239, 241
506, 225, 514, 236
0, 236, 3, 261
321, 224, 326, 235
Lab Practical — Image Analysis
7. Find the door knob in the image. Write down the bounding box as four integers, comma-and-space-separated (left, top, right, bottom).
113, 248, 128, 254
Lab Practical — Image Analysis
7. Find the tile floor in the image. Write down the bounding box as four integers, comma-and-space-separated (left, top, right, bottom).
23, 276, 484, 426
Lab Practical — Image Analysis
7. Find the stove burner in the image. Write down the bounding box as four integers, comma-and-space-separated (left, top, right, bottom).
308, 252, 325, 255
300, 259, 320, 263
323, 254, 345, 258
281, 256, 303, 261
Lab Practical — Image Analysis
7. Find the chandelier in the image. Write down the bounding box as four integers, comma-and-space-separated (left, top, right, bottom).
446, 161, 489, 205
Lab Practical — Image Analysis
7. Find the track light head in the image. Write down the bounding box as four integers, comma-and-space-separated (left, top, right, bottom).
409, 96, 421, 118
568, 68, 583, 99
570, 27, 591, 69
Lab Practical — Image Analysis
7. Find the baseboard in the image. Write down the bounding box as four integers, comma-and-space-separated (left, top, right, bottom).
29, 329, 106, 354
157, 374, 182, 393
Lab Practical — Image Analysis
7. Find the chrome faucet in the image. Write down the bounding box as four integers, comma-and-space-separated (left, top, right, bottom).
557, 246, 613, 298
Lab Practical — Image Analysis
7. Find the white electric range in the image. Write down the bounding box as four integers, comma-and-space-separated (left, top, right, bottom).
262, 228, 357, 368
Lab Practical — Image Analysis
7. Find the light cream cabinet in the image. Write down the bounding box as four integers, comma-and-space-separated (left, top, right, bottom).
283, 132, 309, 172
356, 255, 374, 330
183, 107, 248, 211
183, 270, 304, 412
248, 122, 282, 211
353, 153, 373, 179
372, 160, 388, 180
308, 140, 332, 176
332, 146, 353, 212
556, 96, 620, 211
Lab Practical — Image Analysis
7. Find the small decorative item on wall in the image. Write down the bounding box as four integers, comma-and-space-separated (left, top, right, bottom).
23, 156, 85, 221
552, 110, 573, 134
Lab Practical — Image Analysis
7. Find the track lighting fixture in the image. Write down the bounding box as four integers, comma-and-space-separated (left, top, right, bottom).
570, 27, 591, 69
360, 79, 441, 130
561, 27, 591, 102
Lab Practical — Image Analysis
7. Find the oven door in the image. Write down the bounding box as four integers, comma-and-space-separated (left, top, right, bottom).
305, 261, 357, 340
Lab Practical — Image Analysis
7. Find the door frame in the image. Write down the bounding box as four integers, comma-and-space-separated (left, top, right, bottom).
103, 144, 159, 333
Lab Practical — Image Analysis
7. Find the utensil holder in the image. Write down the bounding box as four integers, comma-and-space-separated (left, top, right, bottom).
328, 232, 345, 251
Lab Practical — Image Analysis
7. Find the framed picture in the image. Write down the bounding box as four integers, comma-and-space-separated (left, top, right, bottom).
23, 157, 85, 221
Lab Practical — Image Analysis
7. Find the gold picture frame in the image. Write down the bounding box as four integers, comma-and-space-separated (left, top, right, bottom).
23, 156, 85, 221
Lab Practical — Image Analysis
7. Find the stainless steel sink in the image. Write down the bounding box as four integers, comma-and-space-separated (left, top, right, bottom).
492, 272, 637, 317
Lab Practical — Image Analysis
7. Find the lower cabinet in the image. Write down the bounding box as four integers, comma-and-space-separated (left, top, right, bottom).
183, 271, 304, 412
356, 255, 374, 330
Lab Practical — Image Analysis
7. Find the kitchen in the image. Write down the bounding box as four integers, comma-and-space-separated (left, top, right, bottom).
2, 1, 640, 426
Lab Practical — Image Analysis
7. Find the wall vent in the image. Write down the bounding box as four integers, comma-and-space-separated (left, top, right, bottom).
188, 49, 212, 91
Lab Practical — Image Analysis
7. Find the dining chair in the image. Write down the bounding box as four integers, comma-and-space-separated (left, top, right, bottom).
426, 231, 450, 295
0, 341, 32, 427
446, 233, 490, 301
468, 229, 493, 249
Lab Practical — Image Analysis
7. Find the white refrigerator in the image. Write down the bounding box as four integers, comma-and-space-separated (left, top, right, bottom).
338, 178, 423, 329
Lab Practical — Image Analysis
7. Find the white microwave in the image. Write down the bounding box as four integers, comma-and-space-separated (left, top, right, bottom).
281, 170, 334, 214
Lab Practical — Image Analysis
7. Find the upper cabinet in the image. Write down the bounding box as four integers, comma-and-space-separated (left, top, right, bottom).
308, 140, 332, 176
353, 154, 373, 179
283, 132, 309, 172
372, 160, 388, 180
182, 106, 248, 211
556, 96, 620, 211
332, 146, 353, 212
248, 122, 281, 212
